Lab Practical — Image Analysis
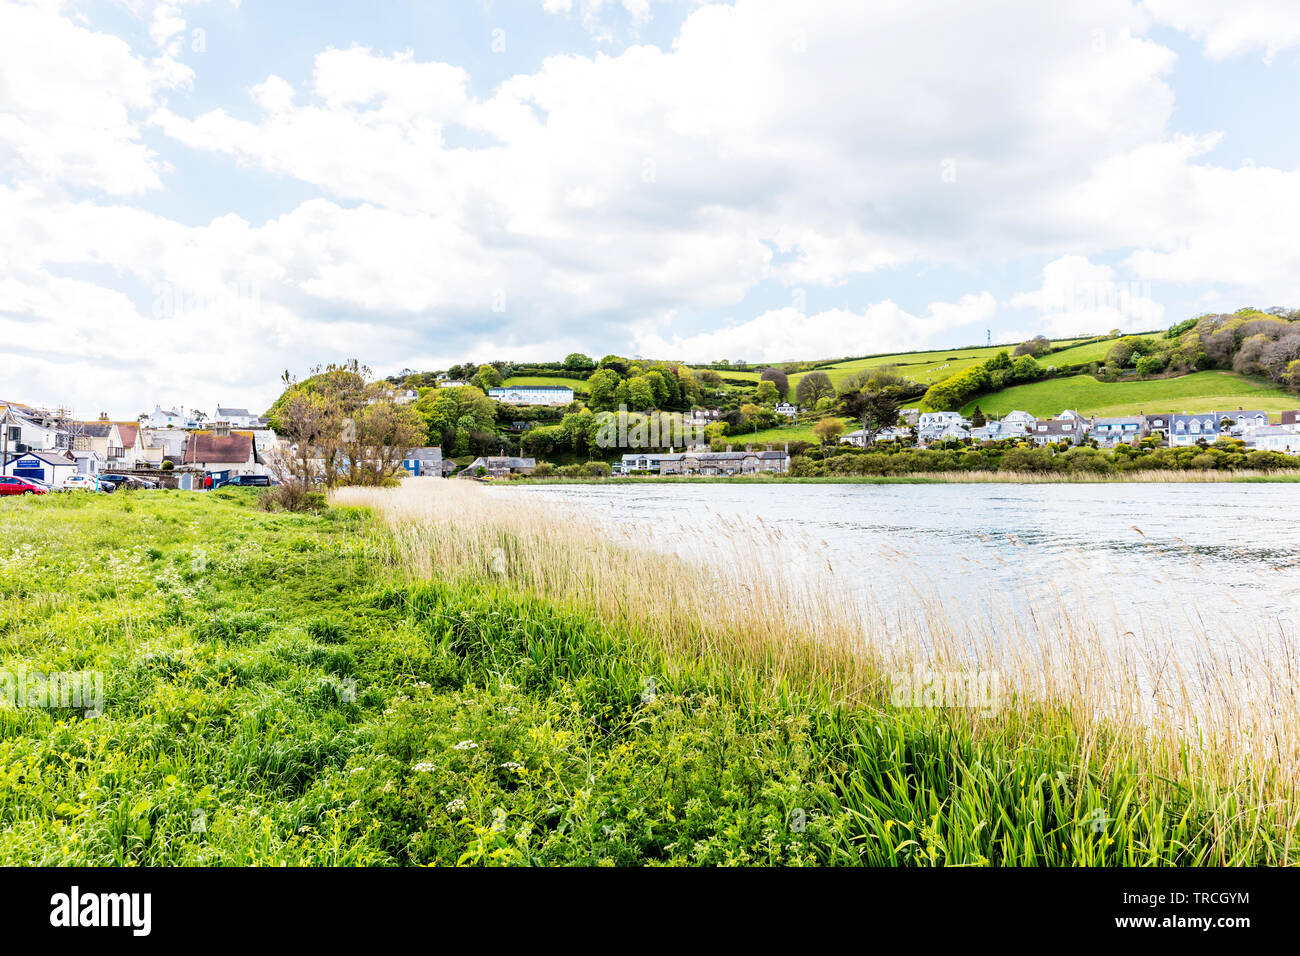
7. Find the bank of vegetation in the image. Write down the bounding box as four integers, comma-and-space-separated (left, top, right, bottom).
2, 483, 1293, 864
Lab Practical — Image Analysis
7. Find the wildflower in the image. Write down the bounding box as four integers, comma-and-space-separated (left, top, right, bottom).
412, 761, 436, 772
453, 740, 477, 751
445, 798, 466, 813
500, 761, 522, 771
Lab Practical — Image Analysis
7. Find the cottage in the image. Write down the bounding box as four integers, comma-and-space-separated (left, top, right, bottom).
402, 447, 443, 476
1091, 416, 1146, 447
1281, 410, 1300, 427
145, 405, 186, 429
1242, 426, 1300, 455
488, 386, 574, 406
918, 422, 969, 445
1141, 414, 1171, 442
621, 444, 790, 476
2, 450, 77, 487
1030, 418, 1086, 446
918, 411, 968, 430
214, 406, 261, 428
1213, 409, 1269, 436
773, 402, 800, 419
181, 430, 258, 473
462, 456, 536, 477
1001, 410, 1036, 427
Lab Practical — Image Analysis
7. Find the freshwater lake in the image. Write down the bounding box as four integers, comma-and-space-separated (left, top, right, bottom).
503, 482, 1300, 642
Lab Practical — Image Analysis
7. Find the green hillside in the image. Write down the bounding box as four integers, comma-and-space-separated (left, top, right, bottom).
693, 336, 1103, 395
501, 375, 590, 392
960, 371, 1298, 419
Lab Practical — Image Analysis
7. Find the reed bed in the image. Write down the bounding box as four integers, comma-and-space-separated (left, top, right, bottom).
335, 478, 1300, 857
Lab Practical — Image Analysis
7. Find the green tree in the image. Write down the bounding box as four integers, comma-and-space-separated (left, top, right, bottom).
795, 371, 835, 407
756, 380, 779, 404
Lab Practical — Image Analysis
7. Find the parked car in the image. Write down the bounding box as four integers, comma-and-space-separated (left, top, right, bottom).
100, 474, 157, 490
0, 476, 49, 496
219, 474, 273, 487
60, 474, 105, 492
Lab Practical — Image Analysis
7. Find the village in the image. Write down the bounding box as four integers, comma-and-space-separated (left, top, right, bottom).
4, 380, 1299, 493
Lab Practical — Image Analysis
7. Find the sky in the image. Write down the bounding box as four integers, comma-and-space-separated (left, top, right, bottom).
3, 0, 1300, 417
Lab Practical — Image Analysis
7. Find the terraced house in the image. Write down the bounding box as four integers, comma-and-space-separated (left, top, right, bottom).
1091, 416, 1147, 447
620, 444, 790, 476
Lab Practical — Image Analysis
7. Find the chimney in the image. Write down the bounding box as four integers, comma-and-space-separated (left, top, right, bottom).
98, 411, 108, 421
725, 444, 732, 452
214, 423, 230, 437
765, 443, 773, 451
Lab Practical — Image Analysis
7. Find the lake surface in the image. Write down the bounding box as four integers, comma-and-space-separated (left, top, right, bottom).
501, 482, 1300, 643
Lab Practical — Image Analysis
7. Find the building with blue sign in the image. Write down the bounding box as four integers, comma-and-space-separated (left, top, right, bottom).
2, 450, 77, 488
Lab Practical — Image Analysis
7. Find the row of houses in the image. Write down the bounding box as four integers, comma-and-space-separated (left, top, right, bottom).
846, 408, 1300, 453
1, 399, 271, 484
616, 444, 792, 477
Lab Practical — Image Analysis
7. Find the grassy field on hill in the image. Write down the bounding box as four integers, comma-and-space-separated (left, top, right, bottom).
501, 375, 589, 392
692, 337, 1103, 395
1, 485, 1296, 865
720, 416, 851, 447
960, 371, 1298, 419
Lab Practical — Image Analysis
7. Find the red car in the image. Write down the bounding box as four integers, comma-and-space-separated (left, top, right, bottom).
0, 476, 49, 496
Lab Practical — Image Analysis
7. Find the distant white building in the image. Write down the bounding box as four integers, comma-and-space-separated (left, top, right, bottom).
489, 385, 574, 406
145, 405, 186, 429
214, 406, 261, 428
774, 402, 800, 418
918, 411, 968, 430
1242, 425, 1300, 455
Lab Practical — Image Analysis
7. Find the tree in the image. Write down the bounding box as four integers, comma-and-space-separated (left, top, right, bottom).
471, 365, 504, 390
812, 416, 845, 446
564, 352, 596, 371
625, 375, 656, 410
760, 367, 789, 399
970, 405, 986, 428
755, 380, 779, 404
417, 386, 496, 445
796, 371, 835, 407
1013, 336, 1051, 358
586, 368, 621, 411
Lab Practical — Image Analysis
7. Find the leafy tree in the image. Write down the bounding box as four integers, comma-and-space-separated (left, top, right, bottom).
760, 367, 789, 399
970, 405, 986, 427
586, 368, 622, 411
756, 380, 779, 404
417, 386, 496, 445
796, 371, 835, 407
564, 353, 596, 371
812, 416, 845, 446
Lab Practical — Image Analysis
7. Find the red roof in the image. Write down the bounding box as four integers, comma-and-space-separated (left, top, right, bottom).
183, 432, 254, 464
115, 423, 139, 447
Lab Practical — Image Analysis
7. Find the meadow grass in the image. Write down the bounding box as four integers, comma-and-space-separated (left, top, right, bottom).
960, 370, 1298, 418
1, 483, 1296, 865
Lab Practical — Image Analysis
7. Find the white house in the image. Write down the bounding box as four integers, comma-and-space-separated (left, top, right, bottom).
394, 389, 419, 405
918, 411, 968, 430
1242, 426, 1300, 455
70, 449, 104, 475
214, 406, 261, 428
1, 406, 62, 452
1001, 410, 1036, 427
145, 405, 186, 429
774, 402, 800, 418
489, 385, 575, 406
2, 450, 77, 487
402, 447, 443, 476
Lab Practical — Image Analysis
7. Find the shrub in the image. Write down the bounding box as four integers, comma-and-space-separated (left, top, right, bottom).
258, 481, 328, 513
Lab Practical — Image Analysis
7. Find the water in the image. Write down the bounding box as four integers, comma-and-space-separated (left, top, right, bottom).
501, 482, 1300, 641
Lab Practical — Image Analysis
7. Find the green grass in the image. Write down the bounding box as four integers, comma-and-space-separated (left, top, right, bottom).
693, 337, 1103, 394
0, 489, 1292, 865
961, 371, 1299, 419
501, 375, 589, 393
720, 416, 851, 447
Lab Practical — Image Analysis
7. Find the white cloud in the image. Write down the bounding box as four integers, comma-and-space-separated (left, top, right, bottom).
1143, 0, 1300, 61
631, 293, 998, 363
8, 0, 1300, 414
1008, 256, 1164, 338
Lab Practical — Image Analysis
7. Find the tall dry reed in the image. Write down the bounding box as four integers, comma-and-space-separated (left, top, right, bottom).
335, 478, 1300, 833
